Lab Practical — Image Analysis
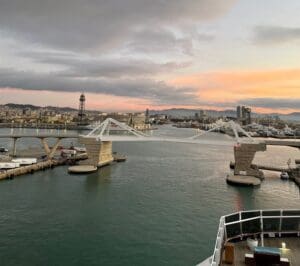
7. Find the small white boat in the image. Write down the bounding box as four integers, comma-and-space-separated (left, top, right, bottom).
0, 162, 20, 169
280, 171, 289, 180
73, 147, 86, 152
61, 149, 77, 155
0, 147, 8, 153
11, 158, 37, 165
61, 149, 77, 158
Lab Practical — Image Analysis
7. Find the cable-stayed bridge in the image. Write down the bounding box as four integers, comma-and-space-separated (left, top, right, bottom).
84, 118, 255, 145
1, 118, 299, 173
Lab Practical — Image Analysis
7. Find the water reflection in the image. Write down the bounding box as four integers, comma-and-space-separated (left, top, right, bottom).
85, 166, 112, 190
226, 183, 258, 212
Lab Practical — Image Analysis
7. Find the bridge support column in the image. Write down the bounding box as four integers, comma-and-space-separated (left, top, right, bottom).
234, 143, 266, 179
12, 137, 19, 157
40, 138, 62, 159
41, 138, 50, 155
79, 137, 113, 167
49, 138, 62, 159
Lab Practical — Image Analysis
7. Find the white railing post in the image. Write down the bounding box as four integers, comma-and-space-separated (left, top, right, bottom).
260, 210, 264, 247
279, 209, 283, 237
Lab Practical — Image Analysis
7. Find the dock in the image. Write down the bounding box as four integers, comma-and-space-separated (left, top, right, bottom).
226, 174, 261, 186
68, 165, 98, 174
255, 164, 290, 173
0, 150, 128, 180
0, 152, 88, 180
230, 161, 300, 187
0, 160, 57, 180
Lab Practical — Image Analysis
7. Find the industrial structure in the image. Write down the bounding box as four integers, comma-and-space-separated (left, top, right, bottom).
77, 93, 88, 126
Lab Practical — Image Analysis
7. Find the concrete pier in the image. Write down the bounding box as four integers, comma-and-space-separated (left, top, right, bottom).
79, 137, 114, 167
0, 160, 55, 180
40, 137, 62, 159
234, 143, 266, 179
226, 175, 261, 186
68, 165, 98, 174
12, 137, 19, 157
0, 152, 89, 181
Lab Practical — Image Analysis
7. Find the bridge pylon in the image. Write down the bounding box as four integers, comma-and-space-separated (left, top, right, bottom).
80, 117, 148, 167
40, 137, 62, 160
79, 137, 113, 167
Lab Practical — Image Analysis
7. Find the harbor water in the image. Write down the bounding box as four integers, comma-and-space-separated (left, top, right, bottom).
0, 126, 299, 266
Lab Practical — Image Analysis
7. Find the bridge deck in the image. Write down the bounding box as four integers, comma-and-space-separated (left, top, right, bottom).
265, 140, 300, 148
88, 135, 236, 145
0, 133, 79, 138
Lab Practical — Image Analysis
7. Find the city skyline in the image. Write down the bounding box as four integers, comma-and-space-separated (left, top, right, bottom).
1, 0, 300, 113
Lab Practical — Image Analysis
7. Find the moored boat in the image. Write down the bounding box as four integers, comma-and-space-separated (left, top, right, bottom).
0, 147, 8, 153
11, 158, 37, 165
0, 162, 20, 169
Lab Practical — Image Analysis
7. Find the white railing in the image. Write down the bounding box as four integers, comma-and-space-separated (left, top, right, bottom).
210, 209, 300, 266
211, 216, 225, 266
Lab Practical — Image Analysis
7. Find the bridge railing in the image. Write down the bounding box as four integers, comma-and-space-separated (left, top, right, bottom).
210, 209, 300, 266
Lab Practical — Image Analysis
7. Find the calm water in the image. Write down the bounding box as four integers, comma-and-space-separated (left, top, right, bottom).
0, 126, 299, 266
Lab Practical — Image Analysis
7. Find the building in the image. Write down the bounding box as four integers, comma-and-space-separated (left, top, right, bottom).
237, 105, 251, 125
145, 108, 150, 124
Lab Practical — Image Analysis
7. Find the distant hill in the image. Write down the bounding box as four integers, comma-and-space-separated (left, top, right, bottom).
279, 113, 300, 122
3, 103, 77, 112
5, 103, 41, 110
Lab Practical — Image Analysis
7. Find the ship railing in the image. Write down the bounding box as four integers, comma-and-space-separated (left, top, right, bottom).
210, 209, 300, 266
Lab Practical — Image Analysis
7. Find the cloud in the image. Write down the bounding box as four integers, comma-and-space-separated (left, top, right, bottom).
0, 67, 200, 106
125, 28, 215, 56
171, 69, 300, 101
126, 28, 194, 55
19, 50, 191, 78
239, 98, 300, 110
0, 0, 236, 51
254, 26, 300, 44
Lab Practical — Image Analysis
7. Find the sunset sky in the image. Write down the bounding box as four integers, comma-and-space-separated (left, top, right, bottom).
0, 0, 300, 113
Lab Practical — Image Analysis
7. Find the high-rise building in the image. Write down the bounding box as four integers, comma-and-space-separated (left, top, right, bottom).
145, 108, 150, 124
236, 105, 251, 125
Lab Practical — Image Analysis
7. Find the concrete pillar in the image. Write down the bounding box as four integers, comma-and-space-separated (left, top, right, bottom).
12, 137, 18, 157
79, 137, 114, 167
40, 138, 62, 159
234, 143, 266, 178
41, 138, 51, 156
48, 138, 62, 159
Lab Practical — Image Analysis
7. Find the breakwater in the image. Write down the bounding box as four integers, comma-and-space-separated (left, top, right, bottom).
0, 160, 58, 180
0, 153, 88, 180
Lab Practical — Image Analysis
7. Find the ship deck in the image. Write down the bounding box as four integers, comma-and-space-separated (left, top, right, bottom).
222, 237, 300, 266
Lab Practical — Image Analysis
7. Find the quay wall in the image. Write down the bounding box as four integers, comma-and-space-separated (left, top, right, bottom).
234, 143, 266, 178
0, 153, 88, 181
79, 137, 114, 167
0, 160, 56, 180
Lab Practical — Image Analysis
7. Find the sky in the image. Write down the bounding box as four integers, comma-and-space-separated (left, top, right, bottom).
0, 0, 300, 113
